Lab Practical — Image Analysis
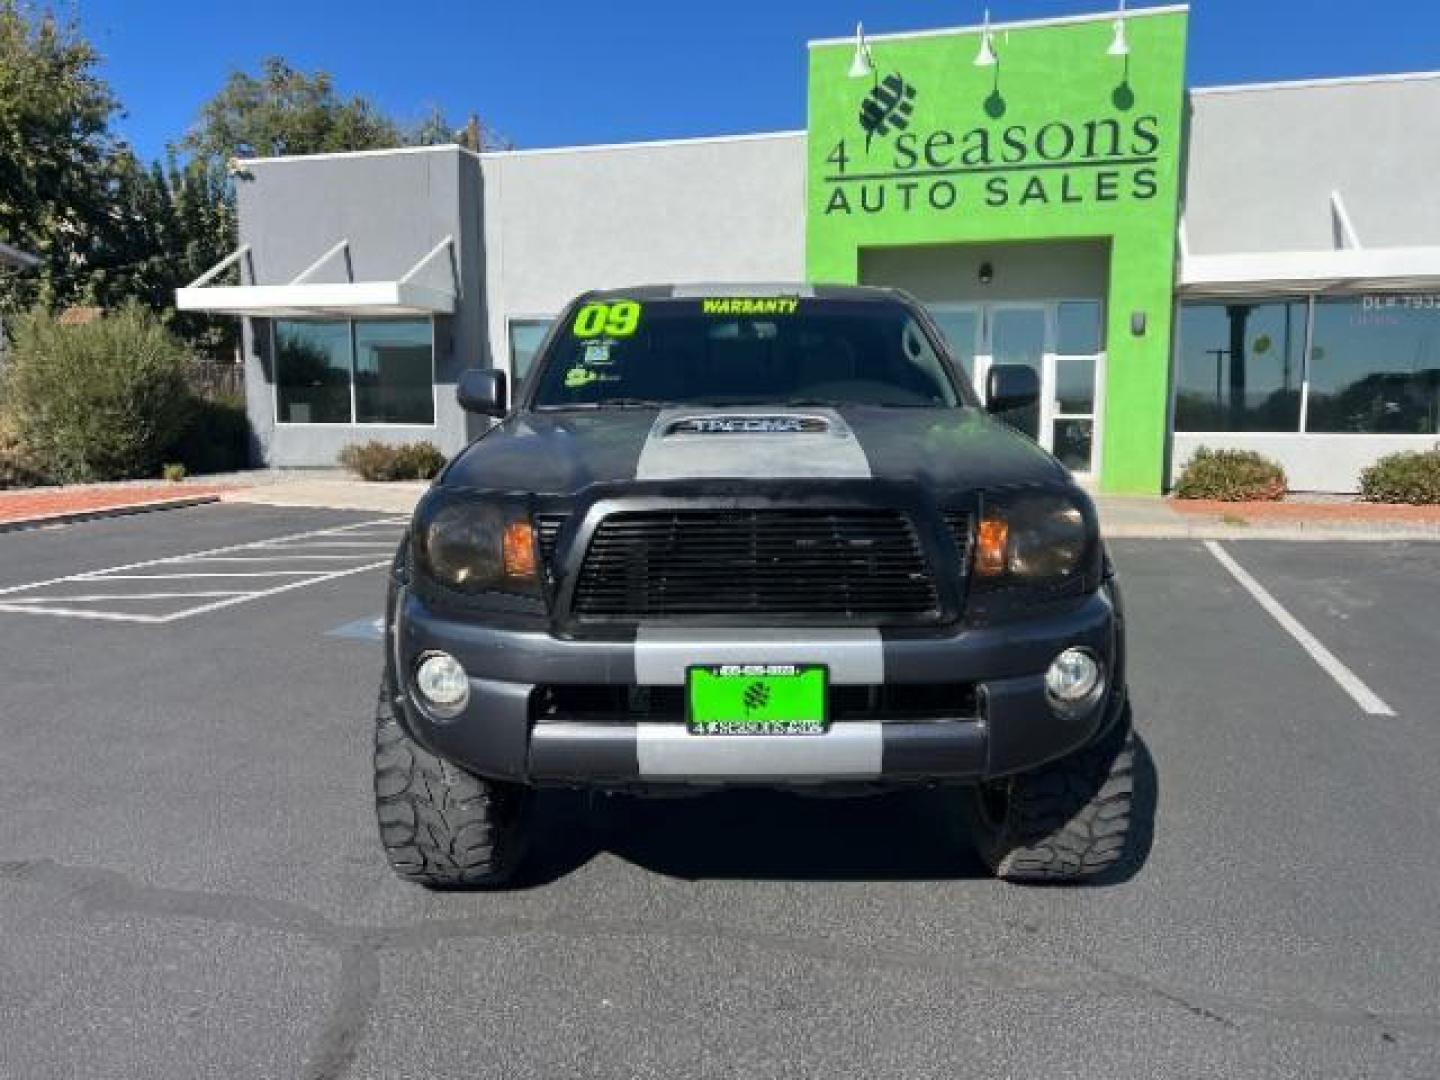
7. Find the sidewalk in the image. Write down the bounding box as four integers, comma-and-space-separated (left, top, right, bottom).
221, 474, 427, 514
1096, 494, 1440, 541
6, 471, 1440, 542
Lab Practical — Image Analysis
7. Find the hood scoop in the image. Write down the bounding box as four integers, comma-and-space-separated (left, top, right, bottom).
662, 414, 832, 436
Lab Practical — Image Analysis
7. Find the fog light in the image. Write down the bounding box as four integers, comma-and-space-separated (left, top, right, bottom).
415, 651, 469, 716
1046, 648, 1102, 704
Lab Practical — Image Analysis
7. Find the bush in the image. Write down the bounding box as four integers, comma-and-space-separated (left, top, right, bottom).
162, 463, 187, 482
0, 417, 47, 489
1358, 450, 1440, 505
165, 394, 252, 475
4, 304, 194, 483
1173, 446, 1287, 502
338, 440, 446, 482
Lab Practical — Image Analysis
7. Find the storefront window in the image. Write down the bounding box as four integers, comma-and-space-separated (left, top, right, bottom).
509, 320, 553, 382
275, 320, 352, 424
928, 309, 979, 387
275, 318, 435, 425
1306, 297, 1440, 434
1056, 301, 1102, 355
354, 320, 434, 424
1174, 301, 1305, 431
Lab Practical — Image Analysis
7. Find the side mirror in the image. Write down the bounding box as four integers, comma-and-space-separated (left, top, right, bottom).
456, 369, 507, 417
985, 364, 1040, 414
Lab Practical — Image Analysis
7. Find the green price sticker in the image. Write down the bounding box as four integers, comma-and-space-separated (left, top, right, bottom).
573, 301, 641, 339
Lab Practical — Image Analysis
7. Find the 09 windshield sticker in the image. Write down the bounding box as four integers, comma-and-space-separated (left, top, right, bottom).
573, 300, 641, 338
564, 303, 635, 391
700, 297, 800, 316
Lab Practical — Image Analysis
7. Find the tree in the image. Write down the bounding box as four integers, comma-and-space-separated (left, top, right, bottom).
182, 57, 405, 163
409, 106, 514, 152
0, 4, 234, 357
0, 1, 120, 315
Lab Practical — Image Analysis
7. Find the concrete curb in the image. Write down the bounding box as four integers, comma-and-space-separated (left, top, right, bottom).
1103, 522, 1440, 542
220, 484, 425, 515
0, 493, 222, 534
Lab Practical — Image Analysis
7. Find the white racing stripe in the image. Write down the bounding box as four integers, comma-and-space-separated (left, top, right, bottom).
634, 627, 885, 686
1205, 541, 1395, 717
635, 408, 872, 480
636, 723, 882, 778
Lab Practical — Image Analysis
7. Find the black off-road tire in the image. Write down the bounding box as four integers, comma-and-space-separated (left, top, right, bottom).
966, 704, 1136, 884
373, 682, 531, 888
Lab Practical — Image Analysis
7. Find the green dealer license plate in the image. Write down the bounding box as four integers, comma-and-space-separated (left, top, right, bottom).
686, 664, 829, 736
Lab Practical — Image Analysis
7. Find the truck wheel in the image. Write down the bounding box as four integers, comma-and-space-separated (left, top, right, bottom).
373, 682, 531, 888
966, 705, 1136, 884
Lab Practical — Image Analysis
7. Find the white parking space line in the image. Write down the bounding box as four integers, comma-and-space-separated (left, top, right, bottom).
179, 554, 387, 561
0, 604, 170, 624
1205, 541, 1396, 718
1, 591, 250, 603
253, 540, 398, 549
0, 517, 405, 624
142, 561, 387, 623
95, 571, 326, 579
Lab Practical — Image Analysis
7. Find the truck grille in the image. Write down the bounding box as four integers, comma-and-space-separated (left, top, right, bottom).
570, 508, 938, 622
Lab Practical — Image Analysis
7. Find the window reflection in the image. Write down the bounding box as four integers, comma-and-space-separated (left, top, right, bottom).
275, 320, 352, 424
1174, 302, 1305, 432
1056, 301, 1102, 356
355, 320, 433, 424
508, 320, 553, 382
1307, 298, 1440, 434
275, 318, 436, 425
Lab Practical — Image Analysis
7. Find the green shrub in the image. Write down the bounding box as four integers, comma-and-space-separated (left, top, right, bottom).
4, 304, 194, 483
165, 394, 252, 475
162, 463, 187, 482
1358, 450, 1440, 505
0, 418, 47, 489
1173, 446, 1287, 502
338, 440, 446, 482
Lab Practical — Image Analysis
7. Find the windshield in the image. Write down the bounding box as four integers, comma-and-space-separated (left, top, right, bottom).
529, 296, 970, 410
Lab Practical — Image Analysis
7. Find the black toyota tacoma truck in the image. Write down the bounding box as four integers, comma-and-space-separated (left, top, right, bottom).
376, 285, 1134, 887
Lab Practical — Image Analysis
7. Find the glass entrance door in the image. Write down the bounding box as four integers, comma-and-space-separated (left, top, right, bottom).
930, 300, 1105, 476
988, 306, 1047, 443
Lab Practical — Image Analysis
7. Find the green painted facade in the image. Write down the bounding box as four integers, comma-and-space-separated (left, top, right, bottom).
806, 11, 1189, 493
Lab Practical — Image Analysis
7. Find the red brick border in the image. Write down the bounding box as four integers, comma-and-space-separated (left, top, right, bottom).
1170, 499, 1440, 524
0, 485, 231, 529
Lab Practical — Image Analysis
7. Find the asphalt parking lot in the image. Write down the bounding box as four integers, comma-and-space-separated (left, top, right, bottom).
1, 503, 1438, 1079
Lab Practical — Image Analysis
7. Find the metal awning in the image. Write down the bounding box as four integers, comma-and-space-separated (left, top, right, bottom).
175, 237, 456, 317
1178, 189, 1440, 296
1179, 247, 1440, 298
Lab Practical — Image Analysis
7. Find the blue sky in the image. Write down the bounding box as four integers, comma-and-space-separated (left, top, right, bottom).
71, 0, 1440, 161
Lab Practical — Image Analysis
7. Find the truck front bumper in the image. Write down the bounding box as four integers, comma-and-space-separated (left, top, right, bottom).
390, 583, 1124, 788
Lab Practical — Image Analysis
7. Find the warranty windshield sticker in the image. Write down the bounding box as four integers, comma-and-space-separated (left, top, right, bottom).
701, 298, 801, 316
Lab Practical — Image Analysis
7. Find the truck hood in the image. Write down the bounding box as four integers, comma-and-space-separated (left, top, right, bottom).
441, 406, 1067, 497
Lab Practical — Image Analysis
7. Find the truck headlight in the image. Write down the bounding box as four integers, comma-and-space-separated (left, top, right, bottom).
1046, 647, 1103, 704
414, 651, 470, 716
974, 493, 1091, 584
414, 496, 539, 595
